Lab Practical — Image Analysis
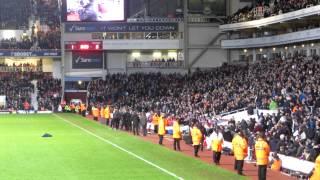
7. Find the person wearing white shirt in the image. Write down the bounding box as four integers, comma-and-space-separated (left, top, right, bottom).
209, 127, 224, 165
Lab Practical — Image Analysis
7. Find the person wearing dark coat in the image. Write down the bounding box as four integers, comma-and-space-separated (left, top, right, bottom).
112, 108, 120, 130
139, 111, 147, 136
132, 111, 140, 136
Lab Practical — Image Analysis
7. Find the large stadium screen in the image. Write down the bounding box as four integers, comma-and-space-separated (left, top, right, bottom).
65, 0, 125, 22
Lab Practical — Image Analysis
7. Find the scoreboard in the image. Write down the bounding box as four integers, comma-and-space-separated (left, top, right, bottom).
65, 41, 102, 51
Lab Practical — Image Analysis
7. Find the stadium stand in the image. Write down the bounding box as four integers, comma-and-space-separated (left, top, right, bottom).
227, 0, 319, 24
1, 0, 320, 179
0, 0, 31, 29
87, 55, 320, 163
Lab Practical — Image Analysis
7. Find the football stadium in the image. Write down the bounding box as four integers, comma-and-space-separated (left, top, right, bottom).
0, 0, 320, 180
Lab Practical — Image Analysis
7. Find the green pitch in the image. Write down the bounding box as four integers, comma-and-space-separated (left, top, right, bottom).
0, 113, 244, 180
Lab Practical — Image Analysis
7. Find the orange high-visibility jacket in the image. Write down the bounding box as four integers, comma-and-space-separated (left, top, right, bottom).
271, 159, 282, 171
311, 155, 320, 180
70, 104, 75, 110
104, 106, 110, 119
100, 107, 104, 118
80, 104, 86, 111
232, 134, 248, 160
172, 121, 181, 139
152, 114, 159, 125
255, 138, 270, 165
158, 116, 166, 135
92, 107, 99, 118
191, 127, 202, 146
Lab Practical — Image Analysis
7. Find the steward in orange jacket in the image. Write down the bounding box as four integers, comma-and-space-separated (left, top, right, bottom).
191, 123, 203, 157
104, 106, 110, 126
100, 106, 105, 119
255, 133, 270, 180
270, 153, 281, 171
232, 131, 248, 175
80, 103, 86, 117
92, 106, 99, 121
172, 119, 181, 151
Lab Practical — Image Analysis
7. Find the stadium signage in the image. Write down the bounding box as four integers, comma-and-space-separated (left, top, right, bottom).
72, 51, 103, 69
0, 50, 61, 57
65, 23, 178, 33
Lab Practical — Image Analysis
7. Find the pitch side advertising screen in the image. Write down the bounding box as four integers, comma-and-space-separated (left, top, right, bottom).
64, 0, 125, 22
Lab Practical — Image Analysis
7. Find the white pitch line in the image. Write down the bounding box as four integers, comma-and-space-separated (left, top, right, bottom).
53, 114, 184, 180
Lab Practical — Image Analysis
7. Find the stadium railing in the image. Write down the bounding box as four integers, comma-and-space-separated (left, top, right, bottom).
0, 66, 42, 72
127, 61, 184, 68
220, 5, 320, 31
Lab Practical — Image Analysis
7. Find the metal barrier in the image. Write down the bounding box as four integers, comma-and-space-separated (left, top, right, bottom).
127, 61, 184, 68
0, 66, 42, 72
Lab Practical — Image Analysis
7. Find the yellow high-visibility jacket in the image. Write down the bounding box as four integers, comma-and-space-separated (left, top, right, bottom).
158, 116, 166, 135
191, 127, 202, 146
172, 121, 181, 139
311, 155, 320, 180
255, 138, 270, 165
232, 134, 248, 160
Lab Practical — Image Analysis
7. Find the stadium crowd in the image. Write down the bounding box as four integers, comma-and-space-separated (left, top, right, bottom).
0, 62, 42, 72
87, 55, 320, 164
0, 72, 61, 111
0, 72, 34, 110
37, 78, 62, 111
227, 0, 319, 24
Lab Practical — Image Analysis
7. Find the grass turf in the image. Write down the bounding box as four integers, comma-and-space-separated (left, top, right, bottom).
0, 113, 245, 180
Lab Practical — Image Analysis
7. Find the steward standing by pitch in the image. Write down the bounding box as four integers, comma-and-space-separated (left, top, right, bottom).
191, 122, 203, 157
158, 113, 166, 145
254, 132, 270, 180
232, 130, 248, 175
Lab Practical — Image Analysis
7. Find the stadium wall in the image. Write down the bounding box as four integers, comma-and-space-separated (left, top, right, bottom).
52, 59, 62, 79
187, 25, 228, 68
229, 0, 252, 15
106, 52, 127, 74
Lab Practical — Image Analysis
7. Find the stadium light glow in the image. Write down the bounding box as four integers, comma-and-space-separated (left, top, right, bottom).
311, 43, 314, 47
302, 44, 305, 48
243, 49, 247, 53
272, 47, 276, 51
259, 48, 263, 52
1, 30, 15, 39
168, 51, 177, 58
153, 52, 162, 58
293, 45, 297, 49
285, 47, 288, 50
132, 52, 141, 58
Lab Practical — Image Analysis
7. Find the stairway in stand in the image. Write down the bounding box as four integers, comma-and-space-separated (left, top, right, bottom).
31, 80, 38, 111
